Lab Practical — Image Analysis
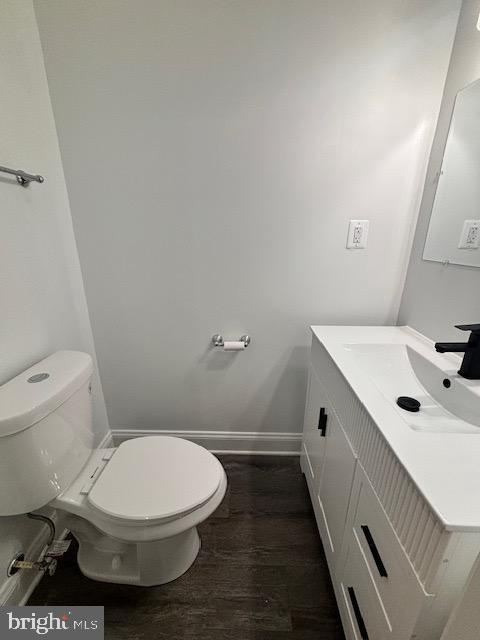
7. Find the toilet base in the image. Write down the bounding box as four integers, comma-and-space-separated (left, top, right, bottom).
73, 525, 201, 586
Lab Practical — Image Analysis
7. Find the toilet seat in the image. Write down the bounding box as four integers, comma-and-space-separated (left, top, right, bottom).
87, 436, 223, 523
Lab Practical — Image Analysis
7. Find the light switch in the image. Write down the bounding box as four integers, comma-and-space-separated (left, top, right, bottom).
346, 220, 369, 249
458, 220, 480, 249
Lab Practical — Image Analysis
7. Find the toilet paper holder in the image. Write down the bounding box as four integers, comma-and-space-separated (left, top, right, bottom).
212, 334, 251, 348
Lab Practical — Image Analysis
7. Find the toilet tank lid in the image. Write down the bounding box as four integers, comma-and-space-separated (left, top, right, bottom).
0, 351, 93, 437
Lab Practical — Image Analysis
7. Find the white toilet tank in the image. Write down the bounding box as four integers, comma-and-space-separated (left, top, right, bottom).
0, 351, 94, 516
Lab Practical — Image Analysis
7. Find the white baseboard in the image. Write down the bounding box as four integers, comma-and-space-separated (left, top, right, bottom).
111, 429, 302, 455
97, 429, 114, 449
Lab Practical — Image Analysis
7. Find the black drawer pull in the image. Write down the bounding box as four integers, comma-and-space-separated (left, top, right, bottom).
318, 407, 327, 437
347, 587, 369, 640
361, 525, 388, 578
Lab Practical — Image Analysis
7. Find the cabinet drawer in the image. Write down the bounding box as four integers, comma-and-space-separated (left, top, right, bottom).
343, 465, 429, 638
340, 530, 391, 640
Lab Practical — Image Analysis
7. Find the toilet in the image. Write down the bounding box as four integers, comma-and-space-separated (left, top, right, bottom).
0, 351, 227, 586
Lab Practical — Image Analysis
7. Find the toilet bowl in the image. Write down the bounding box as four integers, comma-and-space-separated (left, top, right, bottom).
52, 436, 227, 585
0, 351, 227, 586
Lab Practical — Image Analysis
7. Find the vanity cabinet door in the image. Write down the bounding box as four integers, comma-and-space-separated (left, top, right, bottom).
301, 365, 329, 486
317, 409, 357, 573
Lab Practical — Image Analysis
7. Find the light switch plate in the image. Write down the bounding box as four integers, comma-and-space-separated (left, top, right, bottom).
458, 219, 480, 249
346, 220, 369, 249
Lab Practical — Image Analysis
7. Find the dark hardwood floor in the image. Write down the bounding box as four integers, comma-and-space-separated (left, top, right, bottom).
29, 455, 345, 640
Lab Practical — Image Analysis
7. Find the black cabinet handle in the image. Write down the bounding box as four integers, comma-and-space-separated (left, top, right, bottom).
347, 587, 369, 640
361, 525, 388, 578
318, 407, 327, 437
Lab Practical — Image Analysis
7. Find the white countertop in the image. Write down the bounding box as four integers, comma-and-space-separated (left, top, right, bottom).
311, 325, 480, 532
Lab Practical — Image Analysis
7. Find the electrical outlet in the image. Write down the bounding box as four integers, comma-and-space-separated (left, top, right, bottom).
458, 219, 480, 249
347, 220, 369, 249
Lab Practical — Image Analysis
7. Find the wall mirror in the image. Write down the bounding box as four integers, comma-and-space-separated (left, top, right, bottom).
423, 78, 480, 267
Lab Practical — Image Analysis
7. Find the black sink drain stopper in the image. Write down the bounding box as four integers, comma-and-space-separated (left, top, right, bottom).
396, 396, 421, 412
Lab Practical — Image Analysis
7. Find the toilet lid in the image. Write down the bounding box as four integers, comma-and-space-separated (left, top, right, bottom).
88, 436, 223, 522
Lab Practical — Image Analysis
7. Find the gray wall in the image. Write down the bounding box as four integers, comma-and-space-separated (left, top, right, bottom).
35, 0, 460, 436
0, 0, 109, 603
399, 0, 480, 340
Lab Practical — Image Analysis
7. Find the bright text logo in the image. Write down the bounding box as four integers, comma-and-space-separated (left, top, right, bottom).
1, 607, 103, 639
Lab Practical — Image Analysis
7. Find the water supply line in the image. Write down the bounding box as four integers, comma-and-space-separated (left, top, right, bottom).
27, 512, 55, 547
7, 513, 70, 577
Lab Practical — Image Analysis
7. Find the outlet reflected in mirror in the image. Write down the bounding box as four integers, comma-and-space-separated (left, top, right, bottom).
423, 78, 480, 267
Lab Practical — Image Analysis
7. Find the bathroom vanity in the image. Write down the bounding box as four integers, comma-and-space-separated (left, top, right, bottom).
301, 326, 480, 640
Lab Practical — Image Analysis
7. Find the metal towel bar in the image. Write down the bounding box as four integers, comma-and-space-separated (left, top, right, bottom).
0, 165, 44, 186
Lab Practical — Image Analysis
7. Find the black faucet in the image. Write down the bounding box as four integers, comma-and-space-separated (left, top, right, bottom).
435, 324, 480, 380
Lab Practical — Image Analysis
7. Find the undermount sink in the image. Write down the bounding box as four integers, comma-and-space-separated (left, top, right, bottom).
346, 343, 480, 434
